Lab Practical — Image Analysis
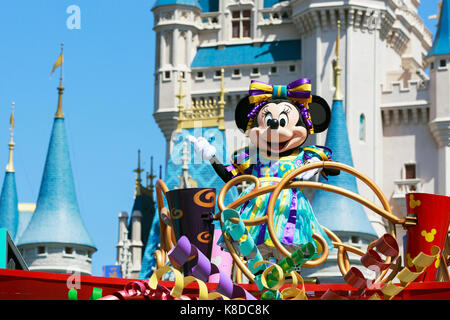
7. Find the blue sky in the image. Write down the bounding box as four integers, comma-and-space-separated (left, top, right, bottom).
0, 1, 442, 277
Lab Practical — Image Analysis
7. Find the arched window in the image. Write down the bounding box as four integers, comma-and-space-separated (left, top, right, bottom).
359, 114, 366, 141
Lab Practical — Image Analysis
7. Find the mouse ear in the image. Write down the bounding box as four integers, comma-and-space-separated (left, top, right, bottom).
234, 96, 252, 133
309, 95, 331, 133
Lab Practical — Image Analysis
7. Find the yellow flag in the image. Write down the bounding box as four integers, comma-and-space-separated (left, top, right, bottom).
9, 103, 14, 130
50, 53, 64, 75
9, 112, 14, 129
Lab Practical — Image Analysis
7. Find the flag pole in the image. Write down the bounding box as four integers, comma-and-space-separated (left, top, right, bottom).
6, 102, 15, 173
59, 42, 64, 87
55, 43, 65, 119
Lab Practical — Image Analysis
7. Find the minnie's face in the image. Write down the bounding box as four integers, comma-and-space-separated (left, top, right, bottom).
248, 101, 308, 155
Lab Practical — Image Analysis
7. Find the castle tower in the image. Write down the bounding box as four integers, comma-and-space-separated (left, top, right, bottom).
291, 1, 431, 233
307, 22, 378, 283
152, 0, 201, 158
17, 52, 96, 275
0, 102, 19, 241
428, 0, 450, 196
116, 151, 157, 278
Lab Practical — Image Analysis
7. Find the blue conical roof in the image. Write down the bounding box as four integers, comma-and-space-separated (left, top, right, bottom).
0, 172, 19, 241
139, 204, 160, 279
17, 118, 95, 249
311, 100, 377, 237
428, 0, 450, 57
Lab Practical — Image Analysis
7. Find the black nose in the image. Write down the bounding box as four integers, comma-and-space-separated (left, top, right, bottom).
269, 119, 279, 129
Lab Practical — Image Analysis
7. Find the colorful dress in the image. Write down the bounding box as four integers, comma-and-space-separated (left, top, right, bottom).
225, 145, 334, 253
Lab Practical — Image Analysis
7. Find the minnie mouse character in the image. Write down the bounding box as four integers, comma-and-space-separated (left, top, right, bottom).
188, 78, 339, 261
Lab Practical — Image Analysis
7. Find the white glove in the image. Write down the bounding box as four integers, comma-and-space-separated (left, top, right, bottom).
296, 157, 321, 181
187, 135, 216, 161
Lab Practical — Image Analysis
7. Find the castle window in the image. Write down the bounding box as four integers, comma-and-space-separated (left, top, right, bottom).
270, 66, 277, 74
215, 70, 221, 77
289, 65, 296, 72
37, 246, 46, 254
430, 62, 434, 70
251, 67, 259, 76
231, 10, 251, 38
65, 247, 73, 255
359, 114, 366, 141
233, 69, 240, 76
164, 71, 171, 80
440, 59, 447, 68
405, 163, 416, 180
351, 236, 360, 244
196, 71, 204, 80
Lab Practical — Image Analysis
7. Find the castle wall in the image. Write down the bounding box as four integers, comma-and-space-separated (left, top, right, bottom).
19, 243, 94, 275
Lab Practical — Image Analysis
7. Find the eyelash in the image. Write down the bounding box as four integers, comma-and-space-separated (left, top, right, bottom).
282, 107, 291, 114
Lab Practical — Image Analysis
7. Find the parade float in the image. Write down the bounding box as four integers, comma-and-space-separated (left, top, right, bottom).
1, 1, 450, 300
2, 159, 448, 301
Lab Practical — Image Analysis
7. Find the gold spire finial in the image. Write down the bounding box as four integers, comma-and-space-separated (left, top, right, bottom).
333, 20, 343, 101
176, 72, 186, 132
176, 72, 186, 109
147, 156, 156, 192
6, 102, 15, 173
217, 68, 227, 130
134, 149, 144, 197
55, 43, 65, 119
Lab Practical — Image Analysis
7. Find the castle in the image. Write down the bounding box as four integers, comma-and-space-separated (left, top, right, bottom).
1, 0, 447, 283
144, 0, 449, 282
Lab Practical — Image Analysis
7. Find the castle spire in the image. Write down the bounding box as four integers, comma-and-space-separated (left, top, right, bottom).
17, 75, 96, 271
6, 102, 15, 173
0, 101, 19, 240
427, 0, 450, 57
311, 19, 377, 240
333, 20, 343, 101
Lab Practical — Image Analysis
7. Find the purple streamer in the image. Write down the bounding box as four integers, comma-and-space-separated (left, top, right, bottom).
168, 236, 257, 300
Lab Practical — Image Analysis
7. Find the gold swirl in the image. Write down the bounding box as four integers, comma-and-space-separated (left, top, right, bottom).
197, 231, 211, 244
193, 189, 216, 208
171, 209, 183, 220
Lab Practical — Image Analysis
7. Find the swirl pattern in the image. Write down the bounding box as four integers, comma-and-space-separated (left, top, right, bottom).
193, 189, 216, 208
197, 231, 211, 244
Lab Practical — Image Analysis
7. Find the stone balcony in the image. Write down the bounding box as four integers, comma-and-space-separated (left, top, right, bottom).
392, 178, 422, 217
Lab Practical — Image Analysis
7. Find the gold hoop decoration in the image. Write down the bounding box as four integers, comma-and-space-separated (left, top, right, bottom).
216, 174, 267, 227
155, 179, 177, 267
218, 161, 401, 284
266, 161, 397, 282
